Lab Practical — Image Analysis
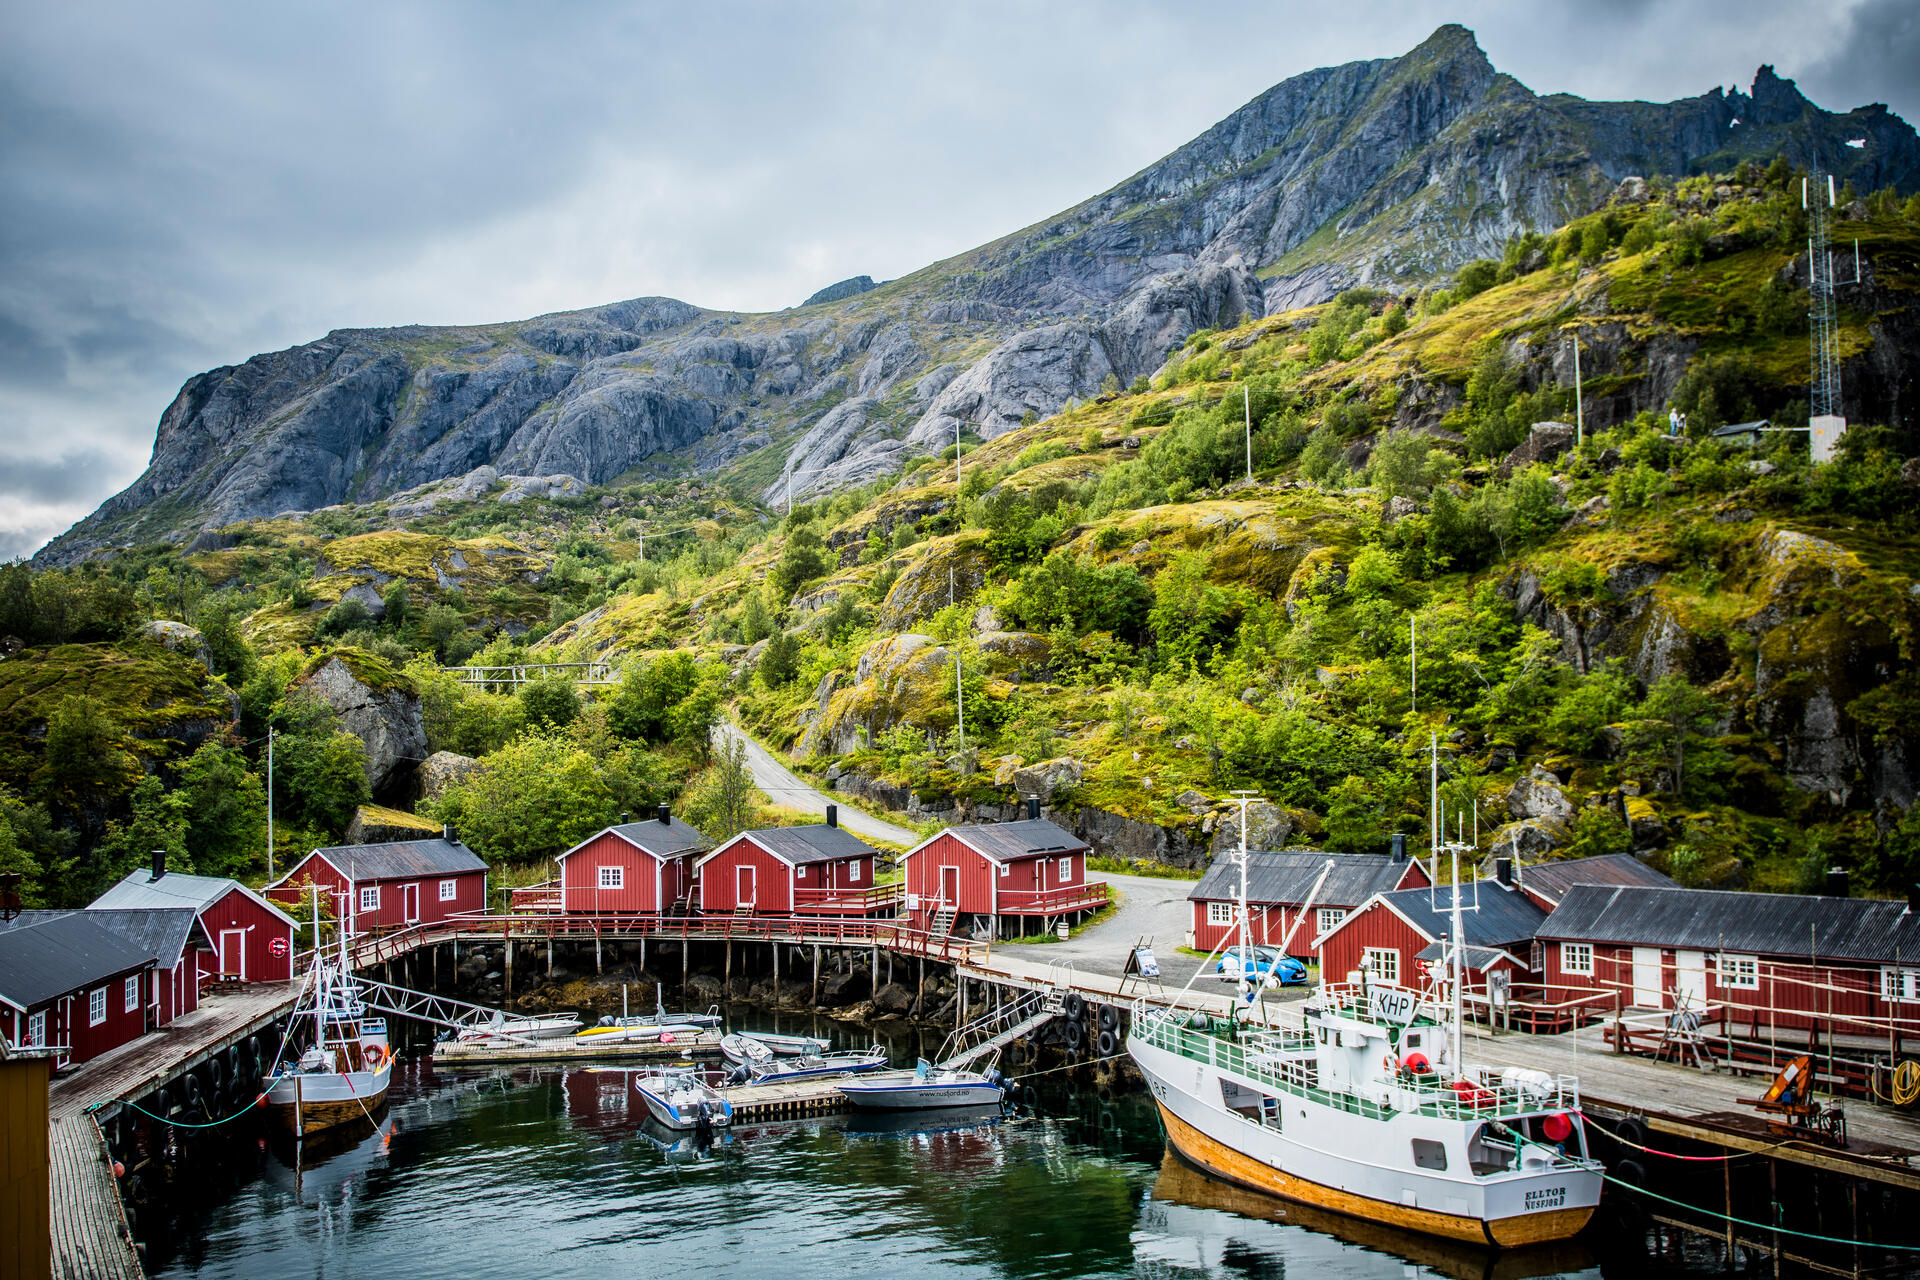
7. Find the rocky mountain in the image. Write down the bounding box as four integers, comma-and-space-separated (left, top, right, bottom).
39, 24, 1918, 565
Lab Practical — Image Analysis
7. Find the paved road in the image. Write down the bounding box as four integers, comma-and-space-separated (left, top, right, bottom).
997, 870, 1198, 978
714, 720, 920, 846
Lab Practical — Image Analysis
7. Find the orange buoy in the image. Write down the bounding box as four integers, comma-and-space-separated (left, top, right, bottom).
112, 1161, 125, 1178
1401, 1051, 1431, 1074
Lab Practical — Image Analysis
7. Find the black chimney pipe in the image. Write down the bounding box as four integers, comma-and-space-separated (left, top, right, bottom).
658, 802, 671, 826
1391, 833, 1406, 862
1495, 857, 1513, 886
826, 803, 838, 828
621, 811, 630, 826
444, 824, 460, 846
1027, 796, 1040, 821
1825, 868, 1850, 898
151, 849, 166, 881
1909, 883, 1920, 915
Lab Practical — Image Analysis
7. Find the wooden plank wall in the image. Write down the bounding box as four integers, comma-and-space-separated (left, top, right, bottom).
2, 1057, 53, 1280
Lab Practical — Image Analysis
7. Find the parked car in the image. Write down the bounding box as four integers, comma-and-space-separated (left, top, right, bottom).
1216, 946, 1308, 985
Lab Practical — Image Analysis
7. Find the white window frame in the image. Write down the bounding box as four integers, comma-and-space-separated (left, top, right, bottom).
1057, 856, 1073, 882
598, 865, 625, 890
89, 987, 107, 1027
439, 878, 458, 902
1207, 901, 1236, 927
1882, 966, 1920, 1002
1361, 947, 1400, 985
26, 1011, 46, 1047
1560, 942, 1594, 977
998, 862, 1010, 878
1716, 953, 1760, 990
124, 975, 140, 1013
796, 865, 808, 878
848, 861, 862, 882
1316, 907, 1342, 936
359, 886, 380, 913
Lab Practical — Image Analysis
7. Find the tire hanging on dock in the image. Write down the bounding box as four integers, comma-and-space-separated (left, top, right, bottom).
1063, 993, 1085, 1022
1096, 1030, 1118, 1057
1097, 1005, 1119, 1032
1065, 1019, 1085, 1050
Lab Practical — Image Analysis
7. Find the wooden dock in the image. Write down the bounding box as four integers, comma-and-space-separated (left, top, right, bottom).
722, 1076, 856, 1121
433, 1029, 724, 1066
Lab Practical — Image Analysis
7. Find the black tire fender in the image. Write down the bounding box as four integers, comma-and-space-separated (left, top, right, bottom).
1063, 993, 1086, 1021
1065, 1019, 1085, 1048
1098, 1005, 1119, 1032
1097, 1030, 1118, 1057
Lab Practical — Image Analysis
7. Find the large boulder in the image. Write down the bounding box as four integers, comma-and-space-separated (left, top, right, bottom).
417, 751, 482, 803
1505, 765, 1575, 823
1011, 756, 1084, 803
141, 619, 211, 670
1498, 422, 1576, 478
343, 803, 442, 845
297, 652, 428, 794
820, 968, 872, 1007
975, 631, 1051, 677
1208, 800, 1298, 855
1490, 818, 1565, 860
871, 982, 915, 1016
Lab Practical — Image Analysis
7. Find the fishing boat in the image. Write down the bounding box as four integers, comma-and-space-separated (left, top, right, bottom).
836, 1059, 1006, 1110
265, 898, 394, 1138
1127, 770, 1604, 1249
455, 1014, 582, 1042
745, 1032, 832, 1057
632, 1071, 734, 1131
746, 1046, 888, 1084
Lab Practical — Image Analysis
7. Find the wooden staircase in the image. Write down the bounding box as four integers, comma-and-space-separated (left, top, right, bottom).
931, 906, 956, 938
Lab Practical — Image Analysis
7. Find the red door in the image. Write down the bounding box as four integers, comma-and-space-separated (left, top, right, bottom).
219, 929, 247, 981
940, 866, 959, 905
737, 866, 756, 908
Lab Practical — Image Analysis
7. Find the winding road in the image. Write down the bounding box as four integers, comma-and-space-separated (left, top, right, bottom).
713, 720, 920, 846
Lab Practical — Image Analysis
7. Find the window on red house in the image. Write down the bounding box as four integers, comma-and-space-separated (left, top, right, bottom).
89, 988, 107, 1026
124, 975, 140, 1012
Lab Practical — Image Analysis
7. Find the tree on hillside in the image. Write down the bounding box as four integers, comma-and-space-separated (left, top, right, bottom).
271, 694, 371, 834
759, 631, 802, 688
0, 784, 76, 908
1624, 675, 1724, 800
680, 738, 763, 843
175, 742, 268, 879
610, 652, 723, 756
96, 774, 192, 889
426, 730, 658, 862
519, 675, 580, 729
768, 526, 828, 601
31, 695, 139, 807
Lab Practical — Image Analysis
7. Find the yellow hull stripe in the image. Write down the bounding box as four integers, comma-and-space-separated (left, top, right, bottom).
1154, 1100, 1595, 1249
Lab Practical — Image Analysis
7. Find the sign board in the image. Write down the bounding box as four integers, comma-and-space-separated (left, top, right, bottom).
269, 936, 289, 958
1489, 969, 1510, 1009
1811, 415, 1847, 464
1367, 984, 1418, 1026
904, 893, 920, 911
1131, 948, 1160, 978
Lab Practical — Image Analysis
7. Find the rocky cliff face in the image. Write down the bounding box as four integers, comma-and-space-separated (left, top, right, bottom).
40, 26, 1918, 564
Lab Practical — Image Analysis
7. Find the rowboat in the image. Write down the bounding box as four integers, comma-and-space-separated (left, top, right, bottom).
745, 1032, 831, 1057
455, 1014, 582, 1042
836, 1060, 1006, 1110
720, 1033, 776, 1067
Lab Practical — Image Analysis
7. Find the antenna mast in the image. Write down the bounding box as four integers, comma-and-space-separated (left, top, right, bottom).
1807, 172, 1842, 422
1230, 790, 1260, 1017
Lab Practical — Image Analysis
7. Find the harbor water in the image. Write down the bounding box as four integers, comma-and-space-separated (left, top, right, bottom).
137, 1014, 1723, 1280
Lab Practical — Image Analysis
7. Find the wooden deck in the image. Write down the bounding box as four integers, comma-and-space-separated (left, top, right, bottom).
433, 1029, 724, 1066
1466, 1021, 1920, 1191
722, 1076, 855, 1121
46, 984, 301, 1280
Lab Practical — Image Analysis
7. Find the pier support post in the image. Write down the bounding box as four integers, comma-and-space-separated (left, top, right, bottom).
871, 941, 878, 988
725, 939, 733, 996
639, 935, 645, 973
682, 941, 689, 990
595, 935, 603, 975
773, 943, 780, 990
917, 958, 924, 1011
546, 938, 554, 976
505, 940, 514, 998
812, 945, 822, 1005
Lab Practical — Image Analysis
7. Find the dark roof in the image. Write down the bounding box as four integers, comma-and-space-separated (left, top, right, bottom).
308, 837, 488, 881
1190, 850, 1413, 907
1413, 940, 1528, 970
1712, 419, 1771, 436
83, 909, 206, 970
743, 824, 875, 866
1517, 854, 1675, 907
1538, 885, 1920, 963
93, 868, 299, 926
586, 817, 713, 860
945, 819, 1087, 862
0, 914, 155, 1012
1358, 883, 1548, 949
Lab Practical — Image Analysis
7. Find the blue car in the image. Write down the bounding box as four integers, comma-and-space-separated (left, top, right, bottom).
1216, 946, 1308, 985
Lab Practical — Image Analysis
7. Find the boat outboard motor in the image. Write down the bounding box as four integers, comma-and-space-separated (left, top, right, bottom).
694, 1100, 714, 1138
727, 1063, 752, 1087
985, 1067, 1016, 1097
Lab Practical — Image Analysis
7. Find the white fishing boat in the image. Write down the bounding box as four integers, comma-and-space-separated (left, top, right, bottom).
1127, 769, 1603, 1249
632, 1072, 734, 1131
265, 896, 394, 1138
745, 1032, 832, 1057
836, 1059, 1006, 1110
720, 1033, 776, 1067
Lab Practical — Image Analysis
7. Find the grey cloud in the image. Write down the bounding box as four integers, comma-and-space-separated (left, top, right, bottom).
0, 452, 120, 504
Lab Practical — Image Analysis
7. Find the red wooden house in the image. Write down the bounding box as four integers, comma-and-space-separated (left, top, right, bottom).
696, 807, 883, 916
555, 807, 712, 914
1315, 881, 1547, 993
95, 854, 298, 984
900, 809, 1105, 939
87, 909, 211, 1027
0, 913, 156, 1069
1188, 842, 1430, 957
267, 828, 489, 935
1535, 884, 1920, 1043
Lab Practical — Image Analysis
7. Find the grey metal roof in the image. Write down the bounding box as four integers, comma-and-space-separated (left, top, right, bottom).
83, 909, 206, 970
95, 868, 301, 927
309, 837, 489, 881
1190, 850, 1415, 908
1712, 419, 1770, 437
947, 819, 1087, 863
576, 817, 713, 860
1516, 853, 1675, 907
746, 824, 875, 866
1537, 885, 1920, 963
1413, 940, 1528, 970
0, 913, 155, 1012
1372, 883, 1548, 949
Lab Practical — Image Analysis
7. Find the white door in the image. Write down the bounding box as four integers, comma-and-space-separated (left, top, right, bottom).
1674, 950, 1706, 1010
403, 883, 421, 924
1631, 946, 1663, 1007
220, 929, 247, 981
737, 865, 755, 907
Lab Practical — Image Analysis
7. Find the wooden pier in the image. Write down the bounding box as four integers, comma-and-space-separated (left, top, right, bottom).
433, 1029, 724, 1067
722, 1076, 857, 1121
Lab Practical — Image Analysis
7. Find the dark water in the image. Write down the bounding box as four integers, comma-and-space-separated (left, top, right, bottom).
140, 1012, 1715, 1280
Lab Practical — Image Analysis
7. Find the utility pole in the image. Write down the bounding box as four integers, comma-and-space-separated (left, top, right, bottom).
1572, 339, 1583, 448
1229, 791, 1260, 1017
955, 648, 966, 751
1243, 385, 1254, 483
266, 726, 276, 878
1410, 617, 1417, 714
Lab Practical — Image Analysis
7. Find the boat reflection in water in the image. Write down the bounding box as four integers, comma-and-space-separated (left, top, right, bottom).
264, 1112, 396, 1207
839, 1103, 1004, 1137
1145, 1151, 1599, 1280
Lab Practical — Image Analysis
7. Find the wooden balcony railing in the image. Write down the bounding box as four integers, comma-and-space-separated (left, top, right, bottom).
995, 883, 1110, 916
792, 883, 904, 915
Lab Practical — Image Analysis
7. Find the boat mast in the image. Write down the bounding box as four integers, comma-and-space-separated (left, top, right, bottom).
1231, 790, 1258, 1017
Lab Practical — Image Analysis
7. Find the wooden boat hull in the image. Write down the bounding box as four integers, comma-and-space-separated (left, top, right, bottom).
266, 1066, 393, 1138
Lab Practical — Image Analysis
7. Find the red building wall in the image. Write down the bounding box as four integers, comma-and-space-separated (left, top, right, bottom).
1319, 903, 1435, 989
700, 838, 796, 914
201, 886, 296, 983
270, 856, 485, 936
14, 965, 153, 1067
559, 832, 692, 913
904, 834, 997, 928
154, 949, 203, 1027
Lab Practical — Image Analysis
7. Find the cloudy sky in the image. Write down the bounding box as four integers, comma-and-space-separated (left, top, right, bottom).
2, 0, 1914, 559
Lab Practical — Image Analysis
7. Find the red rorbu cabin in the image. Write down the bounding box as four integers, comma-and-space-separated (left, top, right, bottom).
1315, 880, 1547, 995
556, 806, 712, 914
266, 829, 488, 936
95, 853, 299, 984
84, 909, 211, 1027
696, 806, 883, 916
900, 807, 1105, 939
0, 913, 156, 1069
1187, 839, 1430, 957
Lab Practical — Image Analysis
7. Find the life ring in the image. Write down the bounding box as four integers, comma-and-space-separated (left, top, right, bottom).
364, 1043, 388, 1069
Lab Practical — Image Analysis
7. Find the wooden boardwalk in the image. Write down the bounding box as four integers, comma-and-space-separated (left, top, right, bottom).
723, 1076, 856, 1121
46, 984, 301, 1280
434, 1029, 723, 1067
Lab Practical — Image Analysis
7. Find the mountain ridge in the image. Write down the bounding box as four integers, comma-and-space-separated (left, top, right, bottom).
37, 25, 1919, 566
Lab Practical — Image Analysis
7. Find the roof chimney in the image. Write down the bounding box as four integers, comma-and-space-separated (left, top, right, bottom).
443, 824, 460, 846
1909, 883, 1920, 915
621, 811, 630, 826
826, 803, 838, 829
150, 849, 166, 882
1495, 857, 1513, 886
658, 803, 671, 826
1026, 795, 1040, 821
1825, 868, 1850, 898
1390, 833, 1406, 862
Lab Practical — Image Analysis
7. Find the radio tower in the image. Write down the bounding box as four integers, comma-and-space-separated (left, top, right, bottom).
1806, 171, 1841, 419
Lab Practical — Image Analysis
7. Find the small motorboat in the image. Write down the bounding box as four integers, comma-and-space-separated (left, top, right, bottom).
599, 985, 723, 1030
632, 1072, 733, 1132
748, 1032, 832, 1057
575, 1022, 704, 1045
455, 1014, 582, 1042
720, 1034, 776, 1068
836, 1060, 1008, 1111
747, 1046, 888, 1085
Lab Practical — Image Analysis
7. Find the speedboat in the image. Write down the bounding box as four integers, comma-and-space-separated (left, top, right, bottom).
747, 1046, 888, 1085
632, 1072, 734, 1131
836, 1059, 1007, 1110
